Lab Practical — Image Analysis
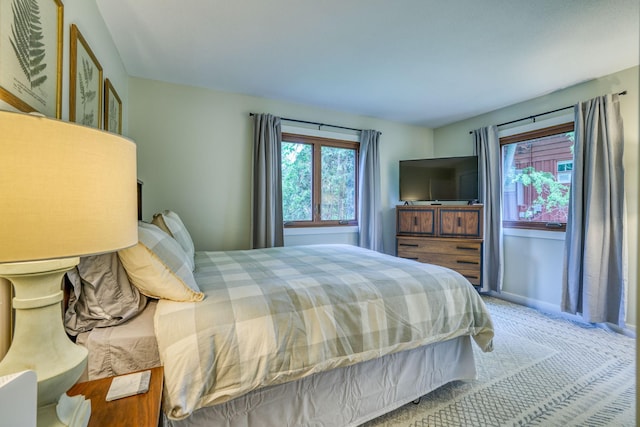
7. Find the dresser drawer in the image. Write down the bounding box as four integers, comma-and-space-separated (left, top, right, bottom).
397, 238, 481, 256
397, 253, 481, 286
397, 237, 482, 286
420, 252, 480, 267
450, 267, 481, 286
398, 251, 480, 273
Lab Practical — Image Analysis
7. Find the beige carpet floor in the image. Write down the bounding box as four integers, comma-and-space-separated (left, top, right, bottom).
362, 296, 636, 427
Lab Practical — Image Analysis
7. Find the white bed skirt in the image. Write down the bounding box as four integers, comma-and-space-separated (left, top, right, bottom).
164, 336, 476, 427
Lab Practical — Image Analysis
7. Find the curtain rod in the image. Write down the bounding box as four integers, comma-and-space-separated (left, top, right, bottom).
249, 113, 365, 133
468, 90, 627, 134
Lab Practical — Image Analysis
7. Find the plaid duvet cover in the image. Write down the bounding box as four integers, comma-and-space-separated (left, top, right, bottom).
154, 244, 494, 420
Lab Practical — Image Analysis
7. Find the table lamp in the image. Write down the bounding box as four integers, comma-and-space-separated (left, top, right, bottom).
0, 111, 137, 426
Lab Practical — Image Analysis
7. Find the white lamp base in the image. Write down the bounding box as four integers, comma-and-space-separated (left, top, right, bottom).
0, 258, 89, 426
56, 394, 91, 427
38, 404, 65, 427
37, 394, 91, 427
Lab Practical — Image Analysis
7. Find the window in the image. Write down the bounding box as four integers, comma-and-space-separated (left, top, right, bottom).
501, 122, 575, 231
556, 160, 573, 183
281, 133, 358, 227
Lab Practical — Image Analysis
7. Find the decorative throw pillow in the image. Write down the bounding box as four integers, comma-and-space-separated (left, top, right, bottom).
65, 252, 148, 336
151, 210, 195, 271
118, 222, 204, 302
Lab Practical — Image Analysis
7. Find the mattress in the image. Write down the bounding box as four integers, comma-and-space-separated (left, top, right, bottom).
76, 300, 160, 381
165, 336, 476, 427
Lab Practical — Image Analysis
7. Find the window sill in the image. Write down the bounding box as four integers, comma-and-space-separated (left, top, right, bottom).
503, 227, 565, 241
284, 226, 358, 236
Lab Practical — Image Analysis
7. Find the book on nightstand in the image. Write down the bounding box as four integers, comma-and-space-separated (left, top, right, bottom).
105, 370, 151, 402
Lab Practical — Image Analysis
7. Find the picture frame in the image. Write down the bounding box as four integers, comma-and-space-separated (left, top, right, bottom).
0, 0, 64, 118
69, 24, 102, 128
104, 78, 122, 134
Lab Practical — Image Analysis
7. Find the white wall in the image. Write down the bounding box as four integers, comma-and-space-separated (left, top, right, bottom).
0, 0, 128, 358
501, 229, 566, 304
433, 66, 639, 330
127, 77, 434, 254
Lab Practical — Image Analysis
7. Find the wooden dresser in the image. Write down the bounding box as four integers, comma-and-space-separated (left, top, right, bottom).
396, 204, 483, 287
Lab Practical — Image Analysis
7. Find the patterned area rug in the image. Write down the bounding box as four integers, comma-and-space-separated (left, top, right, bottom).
362, 296, 636, 427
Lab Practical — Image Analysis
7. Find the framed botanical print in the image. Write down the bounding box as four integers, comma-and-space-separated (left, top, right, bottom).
69, 24, 102, 128
104, 78, 122, 134
0, 0, 64, 118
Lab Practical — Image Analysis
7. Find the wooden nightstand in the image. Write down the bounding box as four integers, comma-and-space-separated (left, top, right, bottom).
67, 366, 163, 427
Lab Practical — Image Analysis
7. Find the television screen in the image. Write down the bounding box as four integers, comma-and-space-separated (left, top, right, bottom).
399, 156, 479, 201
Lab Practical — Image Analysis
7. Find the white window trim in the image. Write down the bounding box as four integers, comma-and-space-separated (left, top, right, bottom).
284, 226, 359, 236
502, 227, 566, 241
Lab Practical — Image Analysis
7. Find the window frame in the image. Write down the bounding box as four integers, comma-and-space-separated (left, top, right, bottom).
281, 132, 359, 228
500, 122, 575, 232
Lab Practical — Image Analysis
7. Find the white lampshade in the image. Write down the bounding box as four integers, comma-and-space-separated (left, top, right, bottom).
0, 110, 138, 427
0, 111, 138, 263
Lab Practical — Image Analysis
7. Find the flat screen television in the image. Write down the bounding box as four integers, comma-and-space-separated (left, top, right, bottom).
399, 155, 479, 202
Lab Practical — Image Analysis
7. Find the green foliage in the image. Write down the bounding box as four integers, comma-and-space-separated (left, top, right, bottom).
281, 142, 356, 222
321, 146, 355, 220
79, 58, 96, 125
509, 166, 570, 220
282, 142, 312, 222
10, 0, 48, 89
566, 132, 575, 154
108, 98, 118, 131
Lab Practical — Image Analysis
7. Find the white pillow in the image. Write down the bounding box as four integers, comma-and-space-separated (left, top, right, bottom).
118, 222, 203, 302
152, 210, 195, 271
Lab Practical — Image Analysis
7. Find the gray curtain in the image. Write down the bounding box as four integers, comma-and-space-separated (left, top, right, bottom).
473, 125, 503, 293
252, 113, 284, 248
562, 94, 625, 326
358, 130, 383, 252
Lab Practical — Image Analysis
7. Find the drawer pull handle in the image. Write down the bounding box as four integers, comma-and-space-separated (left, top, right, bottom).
401, 257, 419, 260
457, 260, 479, 265
457, 217, 461, 227
413, 217, 418, 226
399, 243, 419, 247
463, 275, 479, 279
456, 246, 477, 251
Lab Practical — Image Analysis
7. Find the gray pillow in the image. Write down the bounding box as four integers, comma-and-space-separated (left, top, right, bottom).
65, 252, 147, 336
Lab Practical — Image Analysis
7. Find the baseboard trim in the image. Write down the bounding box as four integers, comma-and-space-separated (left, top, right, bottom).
487, 291, 636, 338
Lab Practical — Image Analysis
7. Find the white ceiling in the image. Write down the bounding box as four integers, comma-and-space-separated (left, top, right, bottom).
96, 0, 639, 128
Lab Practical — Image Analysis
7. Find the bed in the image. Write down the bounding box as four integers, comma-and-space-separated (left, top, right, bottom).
65, 210, 494, 427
